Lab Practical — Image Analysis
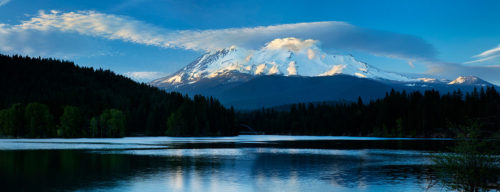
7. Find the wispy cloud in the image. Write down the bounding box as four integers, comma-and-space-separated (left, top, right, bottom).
123, 71, 166, 81
0, 23, 112, 58
465, 55, 500, 64
0, 0, 10, 7
9, 10, 499, 84
474, 44, 500, 58
465, 44, 500, 64
0, 10, 436, 63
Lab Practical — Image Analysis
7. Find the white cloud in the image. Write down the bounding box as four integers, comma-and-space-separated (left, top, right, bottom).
15, 10, 166, 47
407, 60, 415, 68
12, 10, 499, 83
464, 55, 500, 64
474, 44, 500, 58
123, 71, 166, 81
465, 44, 500, 64
263, 37, 316, 52
0, 23, 112, 58
0, 10, 436, 63
452, 44, 500, 85
0, 0, 10, 7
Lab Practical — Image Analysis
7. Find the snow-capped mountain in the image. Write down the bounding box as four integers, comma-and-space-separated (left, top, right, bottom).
151, 38, 418, 88
150, 38, 495, 109
448, 76, 490, 86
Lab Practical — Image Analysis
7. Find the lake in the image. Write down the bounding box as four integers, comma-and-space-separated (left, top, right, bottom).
0, 136, 457, 191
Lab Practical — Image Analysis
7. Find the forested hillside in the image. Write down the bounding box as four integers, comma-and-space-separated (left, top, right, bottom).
0, 54, 236, 137
238, 88, 500, 138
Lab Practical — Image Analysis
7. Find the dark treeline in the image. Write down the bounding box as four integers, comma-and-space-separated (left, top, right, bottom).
0, 54, 236, 137
237, 88, 500, 137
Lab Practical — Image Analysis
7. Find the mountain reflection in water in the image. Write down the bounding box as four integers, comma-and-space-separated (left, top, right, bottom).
0, 136, 463, 192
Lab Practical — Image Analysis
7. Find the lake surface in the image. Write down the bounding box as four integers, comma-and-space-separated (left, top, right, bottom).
0, 136, 458, 191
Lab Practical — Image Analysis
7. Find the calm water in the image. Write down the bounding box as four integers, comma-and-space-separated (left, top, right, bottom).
0, 136, 457, 192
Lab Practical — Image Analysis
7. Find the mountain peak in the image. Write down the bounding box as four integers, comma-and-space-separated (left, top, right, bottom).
151, 38, 420, 88
147, 38, 496, 109
448, 76, 489, 86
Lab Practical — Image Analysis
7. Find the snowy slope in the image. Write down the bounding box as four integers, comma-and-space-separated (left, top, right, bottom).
151, 38, 418, 88
448, 76, 490, 86
148, 38, 497, 109
150, 38, 496, 91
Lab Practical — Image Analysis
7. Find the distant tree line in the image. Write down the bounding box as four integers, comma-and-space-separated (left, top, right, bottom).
0, 54, 236, 137
237, 88, 500, 138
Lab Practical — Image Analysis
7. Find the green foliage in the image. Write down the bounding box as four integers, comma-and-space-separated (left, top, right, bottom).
431, 122, 499, 191
57, 106, 86, 138
89, 117, 99, 138
165, 95, 236, 136
24, 103, 55, 138
166, 109, 185, 136
395, 118, 404, 137
0, 109, 10, 136
99, 109, 127, 138
0, 103, 25, 137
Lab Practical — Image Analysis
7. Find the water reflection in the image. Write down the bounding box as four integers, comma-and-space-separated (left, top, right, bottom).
0, 137, 475, 191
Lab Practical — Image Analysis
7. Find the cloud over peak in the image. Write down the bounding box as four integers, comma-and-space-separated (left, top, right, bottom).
0, 10, 497, 85
0, 10, 437, 63
263, 37, 317, 52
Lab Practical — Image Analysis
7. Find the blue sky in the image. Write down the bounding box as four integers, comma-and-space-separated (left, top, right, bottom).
0, 0, 499, 84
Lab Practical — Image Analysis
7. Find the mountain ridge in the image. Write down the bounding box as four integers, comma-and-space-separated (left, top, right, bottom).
150, 38, 495, 109
151, 37, 422, 88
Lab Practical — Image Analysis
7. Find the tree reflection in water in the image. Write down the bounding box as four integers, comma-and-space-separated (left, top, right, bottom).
2, 138, 494, 191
